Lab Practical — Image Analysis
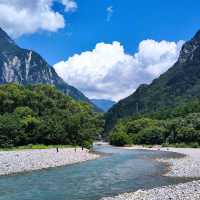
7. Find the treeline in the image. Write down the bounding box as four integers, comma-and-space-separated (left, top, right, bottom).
109, 99, 200, 147
0, 84, 104, 148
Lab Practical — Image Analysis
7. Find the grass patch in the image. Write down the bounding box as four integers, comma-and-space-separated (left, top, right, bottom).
0, 144, 77, 151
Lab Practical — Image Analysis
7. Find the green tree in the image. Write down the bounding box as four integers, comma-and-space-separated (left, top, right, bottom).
0, 84, 104, 148
109, 132, 131, 146
136, 126, 165, 145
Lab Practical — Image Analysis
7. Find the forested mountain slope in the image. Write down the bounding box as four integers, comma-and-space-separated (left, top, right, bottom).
0, 27, 99, 110
0, 84, 103, 148
105, 30, 200, 131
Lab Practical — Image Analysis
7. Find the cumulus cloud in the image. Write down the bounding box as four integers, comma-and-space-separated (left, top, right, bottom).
61, 0, 77, 12
54, 40, 184, 101
0, 0, 77, 37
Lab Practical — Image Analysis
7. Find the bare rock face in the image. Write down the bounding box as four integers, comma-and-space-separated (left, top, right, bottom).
178, 31, 200, 64
0, 28, 98, 109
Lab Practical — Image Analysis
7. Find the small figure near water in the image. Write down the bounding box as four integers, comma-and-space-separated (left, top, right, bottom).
56, 147, 59, 153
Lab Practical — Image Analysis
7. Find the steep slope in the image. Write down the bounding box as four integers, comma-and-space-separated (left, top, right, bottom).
0, 27, 98, 109
91, 99, 116, 112
105, 30, 200, 131
0, 84, 102, 148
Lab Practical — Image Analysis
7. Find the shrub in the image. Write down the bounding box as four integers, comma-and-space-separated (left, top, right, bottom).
136, 126, 165, 145
109, 132, 131, 146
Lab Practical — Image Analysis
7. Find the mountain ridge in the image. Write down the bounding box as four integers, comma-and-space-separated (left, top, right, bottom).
105, 30, 200, 131
0, 27, 99, 110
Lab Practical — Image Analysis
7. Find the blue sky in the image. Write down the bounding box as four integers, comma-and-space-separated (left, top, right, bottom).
16, 0, 200, 65
1, 0, 200, 100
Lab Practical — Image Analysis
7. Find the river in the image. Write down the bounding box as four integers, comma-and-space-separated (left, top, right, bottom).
0, 144, 191, 200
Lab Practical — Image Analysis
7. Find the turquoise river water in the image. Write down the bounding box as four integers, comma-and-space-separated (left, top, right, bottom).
0, 145, 192, 200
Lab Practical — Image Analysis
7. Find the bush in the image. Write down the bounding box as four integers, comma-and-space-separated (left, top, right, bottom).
82, 140, 93, 149
136, 126, 165, 145
190, 142, 200, 148
109, 132, 131, 146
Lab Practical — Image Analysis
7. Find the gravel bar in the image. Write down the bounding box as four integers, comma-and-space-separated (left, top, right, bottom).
0, 148, 99, 175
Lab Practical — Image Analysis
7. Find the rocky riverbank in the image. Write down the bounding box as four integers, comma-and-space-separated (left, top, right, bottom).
101, 147, 200, 200
101, 180, 200, 200
0, 148, 99, 176
158, 148, 200, 178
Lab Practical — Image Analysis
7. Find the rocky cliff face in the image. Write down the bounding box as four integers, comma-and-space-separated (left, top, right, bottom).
0, 28, 98, 109
105, 30, 200, 131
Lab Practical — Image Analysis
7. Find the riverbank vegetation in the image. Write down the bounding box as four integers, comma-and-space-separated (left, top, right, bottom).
109, 99, 200, 147
0, 144, 77, 151
0, 84, 104, 149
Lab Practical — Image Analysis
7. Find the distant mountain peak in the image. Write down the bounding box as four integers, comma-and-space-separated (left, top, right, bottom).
178, 30, 200, 65
193, 30, 200, 41
91, 99, 116, 112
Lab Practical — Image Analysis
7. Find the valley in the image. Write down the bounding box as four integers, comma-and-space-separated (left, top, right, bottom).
0, 3, 200, 199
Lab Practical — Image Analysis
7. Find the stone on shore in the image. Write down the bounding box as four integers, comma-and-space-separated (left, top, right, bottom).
0, 148, 99, 175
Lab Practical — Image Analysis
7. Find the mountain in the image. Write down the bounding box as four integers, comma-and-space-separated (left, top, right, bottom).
91, 99, 116, 112
105, 30, 200, 131
0, 27, 99, 110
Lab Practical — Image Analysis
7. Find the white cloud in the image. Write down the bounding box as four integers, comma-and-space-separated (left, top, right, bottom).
0, 0, 77, 37
106, 6, 113, 22
54, 40, 184, 101
61, 0, 77, 12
